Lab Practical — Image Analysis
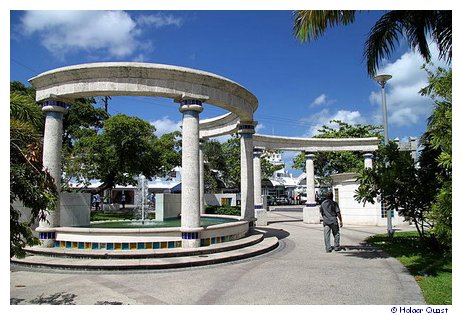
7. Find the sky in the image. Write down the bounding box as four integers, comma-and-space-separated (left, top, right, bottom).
7, 4, 455, 174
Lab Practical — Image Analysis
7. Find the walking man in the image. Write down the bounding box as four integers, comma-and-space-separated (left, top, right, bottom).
320, 191, 343, 252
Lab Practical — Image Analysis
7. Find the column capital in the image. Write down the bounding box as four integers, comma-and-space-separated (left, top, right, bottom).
304, 152, 316, 160
238, 121, 256, 135
363, 152, 374, 159
253, 147, 264, 157
179, 99, 203, 113
41, 100, 69, 114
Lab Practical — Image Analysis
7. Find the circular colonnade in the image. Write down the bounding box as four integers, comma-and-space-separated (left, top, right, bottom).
30, 62, 379, 250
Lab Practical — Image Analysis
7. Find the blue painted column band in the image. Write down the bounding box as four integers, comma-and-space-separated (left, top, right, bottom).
182, 232, 199, 240
39, 232, 56, 240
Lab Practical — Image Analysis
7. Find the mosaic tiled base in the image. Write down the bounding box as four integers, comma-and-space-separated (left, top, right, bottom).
54, 234, 240, 250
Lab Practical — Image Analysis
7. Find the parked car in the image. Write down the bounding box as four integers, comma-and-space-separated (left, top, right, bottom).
276, 196, 289, 205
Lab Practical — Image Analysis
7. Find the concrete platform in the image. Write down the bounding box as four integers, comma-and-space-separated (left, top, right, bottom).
10, 208, 426, 305
10, 234, 279, 270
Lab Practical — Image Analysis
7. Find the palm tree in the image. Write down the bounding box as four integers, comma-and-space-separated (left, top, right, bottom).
10, 90, 58, 258
293, 10, 452, 76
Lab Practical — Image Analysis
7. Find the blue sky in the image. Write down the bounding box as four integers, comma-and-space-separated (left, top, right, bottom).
8, 8, 453, 173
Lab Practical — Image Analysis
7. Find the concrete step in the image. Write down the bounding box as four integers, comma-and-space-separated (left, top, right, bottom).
10, 236, 279, 270
21, 233, 265, 259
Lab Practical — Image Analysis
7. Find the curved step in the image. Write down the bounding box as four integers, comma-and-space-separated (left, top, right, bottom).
21, 233, 264, 259
11, 237, 279, 270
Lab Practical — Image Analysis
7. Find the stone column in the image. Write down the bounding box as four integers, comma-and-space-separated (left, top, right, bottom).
253, 148, 263, 207
179, 99, 204, 248
199, 139, 206, 215
253, 148, 267, 226
238, 122, 256, 224
38, 100, 68, 247
303, 152, 320, 224
364, 152, 374, 169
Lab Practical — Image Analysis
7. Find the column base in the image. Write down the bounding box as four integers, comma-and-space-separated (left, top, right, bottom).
182, 239, 201, 248
36, 228, 56, 248
39, 239, 56, 248
255, 208, 267, 226
180, 228, 203, 248
303, 205, 321, 224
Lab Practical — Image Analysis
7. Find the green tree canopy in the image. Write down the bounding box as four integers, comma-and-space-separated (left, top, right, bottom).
203, 136, 283, 192
292, 120, 382, 181
355, 66, 451, 250
68, 113, 181, 193
420, 66, 452, 248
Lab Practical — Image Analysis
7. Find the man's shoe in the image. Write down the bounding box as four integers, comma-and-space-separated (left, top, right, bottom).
326, 249, 332, 253
334, 247, 341, 251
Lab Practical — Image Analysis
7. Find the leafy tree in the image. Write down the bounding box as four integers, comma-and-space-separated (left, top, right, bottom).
62, 98, 108, 152
355, 142, 438, 243
10, 90, 58, 258
67, 114, 181, 194
203, 140, 227, 193
261, 150, 285, 179
355, 66, 451, 249
221, 135, 242, 189
420, 66, 452, 248
203, 136, 284, 192
292, 120, 382, 181
293, 10, 452, 76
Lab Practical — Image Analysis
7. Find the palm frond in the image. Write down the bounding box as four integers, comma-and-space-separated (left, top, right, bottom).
293, 10, 356, 42
364, 10, 452, 76
10, 91, 44, 131
364, 11, 406, 76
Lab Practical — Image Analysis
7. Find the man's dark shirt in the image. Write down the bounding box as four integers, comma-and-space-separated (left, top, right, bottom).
320, 199, 340, 225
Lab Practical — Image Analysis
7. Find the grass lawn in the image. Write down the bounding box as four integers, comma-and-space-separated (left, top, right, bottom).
90, 211, 135, 221
367, 231, 452, 305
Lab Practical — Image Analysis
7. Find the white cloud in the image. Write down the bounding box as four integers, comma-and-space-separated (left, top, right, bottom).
309, 94, 335, 108
136, 13, 183, 28
150, 116, 181, 136
301, 109, 366, 137
369, 43, 447, 128
255, 122, 265, 133
19, 11, 182, 59
311, 94, 327, 106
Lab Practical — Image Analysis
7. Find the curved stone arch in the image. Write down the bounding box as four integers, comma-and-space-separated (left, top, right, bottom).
250, 133, 379, 224
29, 62, 258, 121
199, 112, 240, 139
252, 134, 380, 152
30, 62, 259, 248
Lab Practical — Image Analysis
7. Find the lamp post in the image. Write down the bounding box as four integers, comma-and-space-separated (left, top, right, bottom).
374, 74, 392, 143
374, 74, 393, 237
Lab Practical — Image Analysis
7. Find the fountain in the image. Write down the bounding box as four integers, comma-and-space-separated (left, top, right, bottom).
134, 174, 149, 223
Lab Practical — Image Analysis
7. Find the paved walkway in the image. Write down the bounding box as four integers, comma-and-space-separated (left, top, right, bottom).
10, 208, 425, 305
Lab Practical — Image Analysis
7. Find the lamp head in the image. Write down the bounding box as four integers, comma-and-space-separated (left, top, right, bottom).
373, 74, 392, 87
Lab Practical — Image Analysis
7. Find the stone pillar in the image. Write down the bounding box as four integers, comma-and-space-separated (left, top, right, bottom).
199, 139, 206, 215
238, 122, 256, 224
38, 100, 68, 247
303, 152, 320, 224
364, 152, 374, 169
179, 99, 204, 248
253, 148, 267, 226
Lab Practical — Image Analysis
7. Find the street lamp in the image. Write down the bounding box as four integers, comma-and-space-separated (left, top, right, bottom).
374, 74, 392, 143
373, 74, 393, 237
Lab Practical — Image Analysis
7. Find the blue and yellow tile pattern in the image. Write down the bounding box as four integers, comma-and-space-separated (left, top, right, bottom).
54, 233, 239, 250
